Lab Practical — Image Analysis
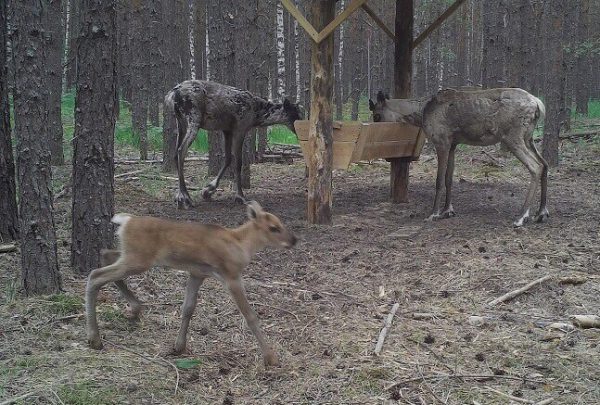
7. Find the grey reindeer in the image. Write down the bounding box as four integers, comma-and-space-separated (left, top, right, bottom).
165, 80, 303, 209
369, 88, 549, 227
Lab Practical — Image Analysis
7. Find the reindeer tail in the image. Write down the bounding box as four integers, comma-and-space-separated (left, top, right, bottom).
532, 95, 546, 124
164, 88, 177, 113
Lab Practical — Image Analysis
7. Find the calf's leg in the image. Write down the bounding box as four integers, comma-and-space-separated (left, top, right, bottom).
100, 249, 143, 320
173, 275, 206, 354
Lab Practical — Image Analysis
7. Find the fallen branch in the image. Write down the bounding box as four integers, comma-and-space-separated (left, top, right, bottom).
0, 391, 37, 405
570, 315, 600, 329
485, 386, 534, 403
374, 303, 400, 356
0, 244, 17, 253
486, 275, 553, 307
115, 157, 208, 165
560, 130, 600, 141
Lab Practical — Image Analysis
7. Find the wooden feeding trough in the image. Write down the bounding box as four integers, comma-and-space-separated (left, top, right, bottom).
294, 120, 427, 170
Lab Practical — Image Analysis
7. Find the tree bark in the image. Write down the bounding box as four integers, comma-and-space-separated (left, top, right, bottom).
306, 0, 335, 225
46, 0, 64, 165
541, 0, 565, 167
131, 1, 149, 160
64, 0, 79, 90
71, 0, 118, 275
0, 0, 18, 241
391, 0, 413, 204
10, 0, 61, 294
575, 0, 590, 115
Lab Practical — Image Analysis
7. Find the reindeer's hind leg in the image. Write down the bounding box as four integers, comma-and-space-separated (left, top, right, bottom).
202, 131, 233, 200
441, 144, 458, 218
232, 133, 248, 204
529, 139, 549, 222
426, 142, 451, 221
176, 117, 200, 209
503, 138, 544, 227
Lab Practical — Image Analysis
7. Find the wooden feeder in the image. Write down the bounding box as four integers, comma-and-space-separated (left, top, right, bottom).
294, 120, 426, 170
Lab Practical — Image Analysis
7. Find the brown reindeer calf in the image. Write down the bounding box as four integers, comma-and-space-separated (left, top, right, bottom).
85, 202, 296, 367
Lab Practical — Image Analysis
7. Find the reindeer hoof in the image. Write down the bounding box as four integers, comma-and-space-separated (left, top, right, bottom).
176, 193, 194, 209
234, 194, 247, 205
441, 209, 456, 219
88, 337, 103, 350
534, 209, 549, 223
425, 214, 441, 222
201, 187, 215, 201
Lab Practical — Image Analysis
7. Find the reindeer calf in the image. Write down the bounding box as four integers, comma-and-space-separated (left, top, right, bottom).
85, 202, 296, 367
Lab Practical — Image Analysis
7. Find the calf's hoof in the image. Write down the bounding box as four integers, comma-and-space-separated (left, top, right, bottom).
263, 351, 280, 368
88, 337, 103, 350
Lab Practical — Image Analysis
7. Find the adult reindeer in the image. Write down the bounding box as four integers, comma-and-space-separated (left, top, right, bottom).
369, 88, 549, 227
165, 80, 303, 209
85, 201, 296, 367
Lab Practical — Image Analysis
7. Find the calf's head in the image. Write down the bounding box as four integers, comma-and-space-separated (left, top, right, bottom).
247, 201, 297, 249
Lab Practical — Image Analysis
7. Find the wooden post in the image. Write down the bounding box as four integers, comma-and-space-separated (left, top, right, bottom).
390, 0, 413, 203
306, 0, 335, 224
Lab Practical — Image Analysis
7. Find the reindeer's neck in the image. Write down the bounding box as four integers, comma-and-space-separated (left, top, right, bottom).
231, 221, 267, 258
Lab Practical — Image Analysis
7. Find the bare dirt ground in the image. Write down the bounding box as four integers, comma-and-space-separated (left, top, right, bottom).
1, 140, 599, 404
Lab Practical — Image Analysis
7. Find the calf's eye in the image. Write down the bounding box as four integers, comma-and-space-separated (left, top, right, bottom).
269, 225, 281, 233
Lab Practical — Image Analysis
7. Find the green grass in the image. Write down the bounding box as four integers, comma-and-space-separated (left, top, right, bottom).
47, 293, 84, 316
58, 93, 600, 155
57, 381, 119, 405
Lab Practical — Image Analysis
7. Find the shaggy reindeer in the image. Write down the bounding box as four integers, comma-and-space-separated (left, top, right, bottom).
85, 201, 297, 367
165, 80, 303, 209
369, 88, 549, 227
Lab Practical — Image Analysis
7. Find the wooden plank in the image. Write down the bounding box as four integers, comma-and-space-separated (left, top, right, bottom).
410, 129, 427, 160
361, 4, 395, 41
365, 123, 421, 143
413, 0, 467, 49
296, 120, 361, 142
361, 141, 417, 160
280, 0, 320, 43
317, 0, 368, 43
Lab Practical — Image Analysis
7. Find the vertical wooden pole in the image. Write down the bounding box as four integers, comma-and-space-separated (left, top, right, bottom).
390, 0, 413, 203
307, 0, 335, 224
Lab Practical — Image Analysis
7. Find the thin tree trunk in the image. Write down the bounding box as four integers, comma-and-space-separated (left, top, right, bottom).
0, 0, 18, 241
276, 2, 286, 99
131, 1, 149, 160
11, 0, 61, 294
575, 0, 590, 115
162, 0, 180, 172
71, 0, 118, 275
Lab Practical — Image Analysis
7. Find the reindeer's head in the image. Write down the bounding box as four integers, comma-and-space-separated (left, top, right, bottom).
282, 99, 303, 133
368, 91, 391, 122
247, 201, 297, 249
369, 90, 424, 126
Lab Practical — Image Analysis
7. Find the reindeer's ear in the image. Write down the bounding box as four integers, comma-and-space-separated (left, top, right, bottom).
246, 200, 264, 220
368, 99, 376, 111
376, 91, 386, 103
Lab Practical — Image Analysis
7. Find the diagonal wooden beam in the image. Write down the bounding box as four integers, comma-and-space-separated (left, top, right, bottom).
361, 4, 395, 41
280, 0, 320, 43
316, 0, 368, 43
413, 0, 467, 49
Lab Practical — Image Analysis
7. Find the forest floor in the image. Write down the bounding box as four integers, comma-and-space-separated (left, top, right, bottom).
0, 138, 599, 404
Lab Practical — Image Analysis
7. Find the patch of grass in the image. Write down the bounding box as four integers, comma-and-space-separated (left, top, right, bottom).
57, 381, 119, 405
48, 294, 84, 316
99, 306, 128, 324
3, 278, 17, 305
269, 125, 298, 145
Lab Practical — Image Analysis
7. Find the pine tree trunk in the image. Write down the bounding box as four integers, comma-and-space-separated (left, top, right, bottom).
131, 2, 149, 160
11, 0, 61, 294
193, 0, 206, 80
575, 0, 590, 115
542, 0, 565, 167
65, 0, 79, 90
46, 0, 64, 165
71, 0, 118, 275
0, 0, 18, 241
276, 2, 286, 99
306, 0, 335, 225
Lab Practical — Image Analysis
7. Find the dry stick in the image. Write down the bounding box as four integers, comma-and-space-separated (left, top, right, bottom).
385, 374, 545, 391
0, 391, 37, 405
0, 244, 17, 253
102, 338, 180, 395
374, 303, 400, 356
114, 169, 144, 179
485, 386, 534, 403
486, 275, 553, 307
534, 399, 554, 405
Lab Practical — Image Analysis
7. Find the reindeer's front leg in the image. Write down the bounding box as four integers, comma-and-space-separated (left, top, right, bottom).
426, 143, 450, 221
226, 276, 279, 367
440, 144, 457, 219
176, 120, 201, 209
202, 131, 233, 200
